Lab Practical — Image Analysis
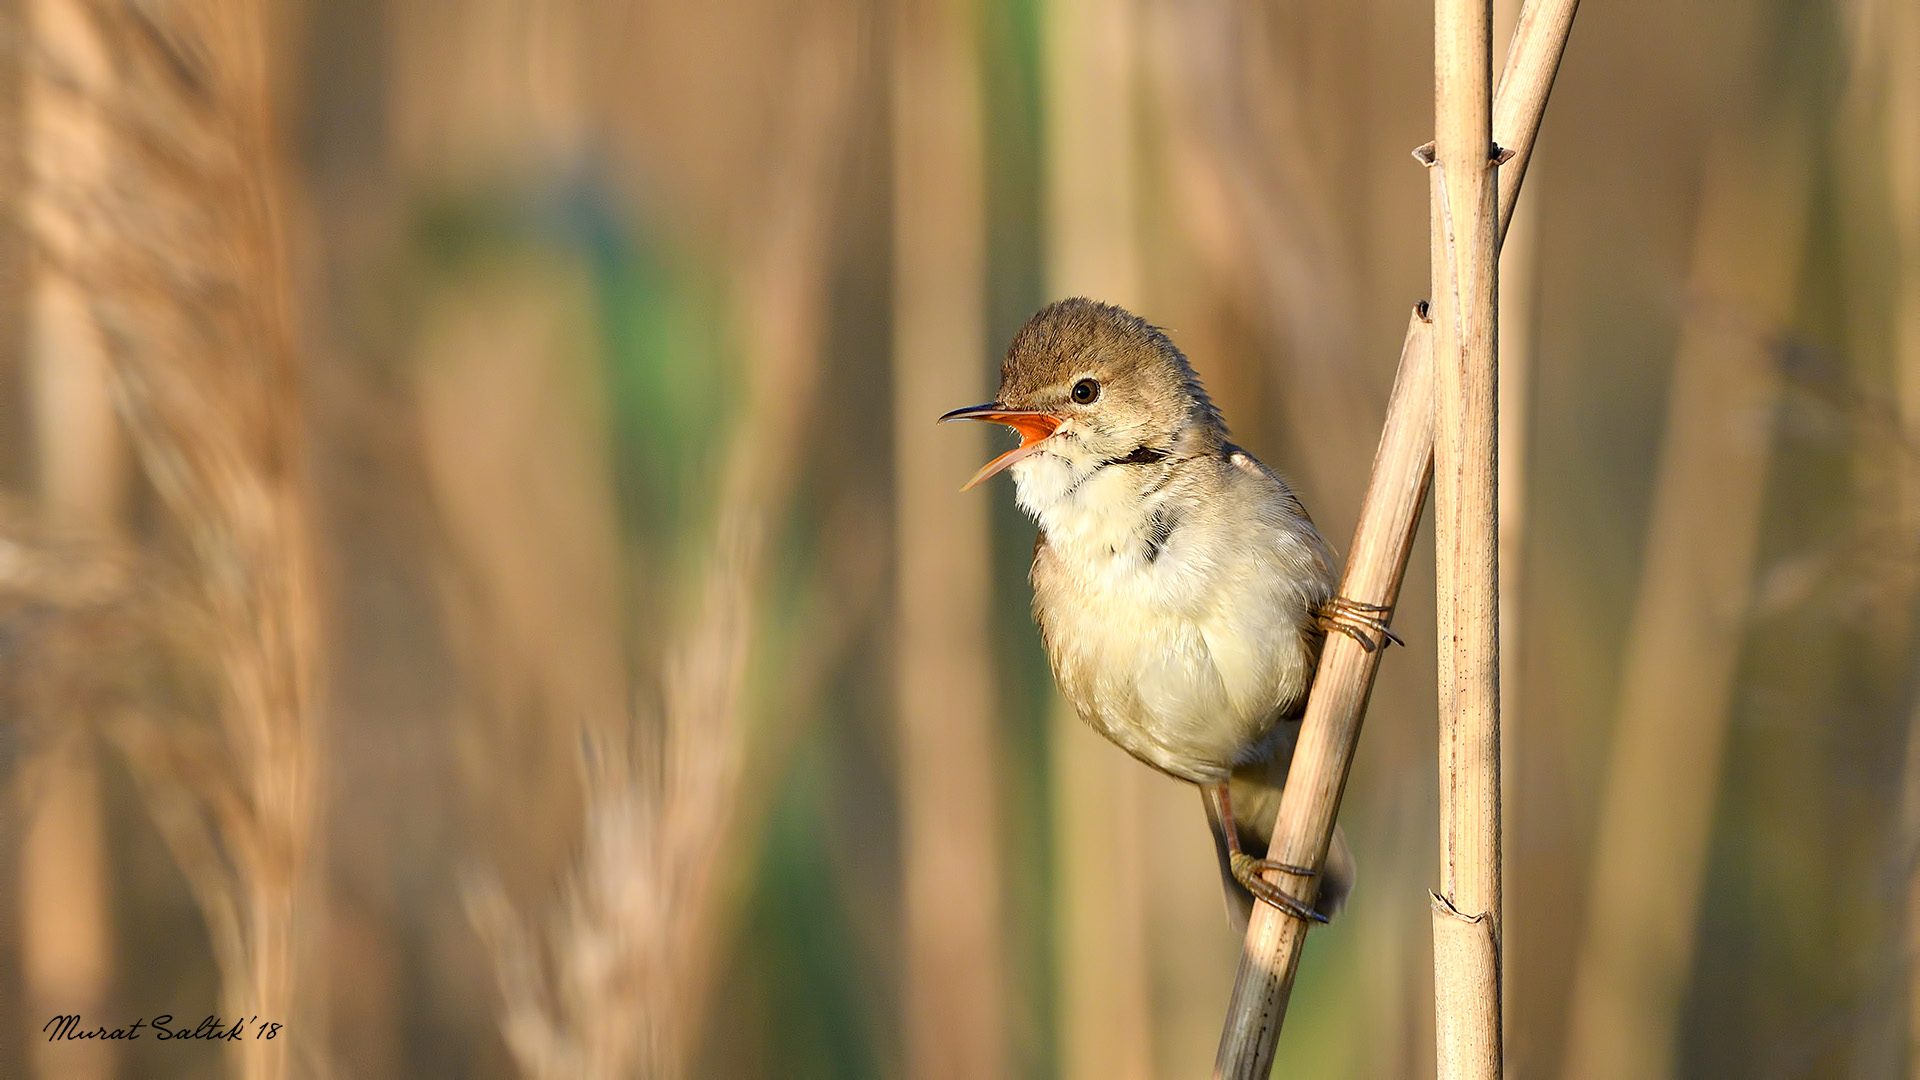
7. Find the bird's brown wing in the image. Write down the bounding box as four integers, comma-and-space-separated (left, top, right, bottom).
1225, 444, 1316, 527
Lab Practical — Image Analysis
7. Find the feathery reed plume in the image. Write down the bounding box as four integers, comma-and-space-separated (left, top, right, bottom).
468, 528, 754, 1080
456, 9, 859, 1076
1560, 118, 1813, 1080
1043, 0, 1155, 1075
892, 0, 1009, 1074
21, 3, 324, 1078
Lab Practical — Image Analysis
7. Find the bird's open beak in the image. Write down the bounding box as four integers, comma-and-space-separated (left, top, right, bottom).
939, 402, 1064, 490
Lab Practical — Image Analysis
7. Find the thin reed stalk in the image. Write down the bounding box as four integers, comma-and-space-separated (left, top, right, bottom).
19, 2, 124, 1073
1892, 0, 1920, 582
1888, 0, 1920, 1065
1428, 0, 1503, 1072
1143, 0, 1373, 510
1212, 309, 1435, 1080
0, 7, 20, 1066
0, 505, 140, 1080
892, 0, 1008, 1074
1212, 4, 1576, 1072
1560, 112, 1814, 1080
1489, 0, 1578, 238
1490, 0, 1542, 1065
19, 743, 114, 1080
23, 3, 326, 1079
395, 3, 628, 964
1044, 0, 1155, 1075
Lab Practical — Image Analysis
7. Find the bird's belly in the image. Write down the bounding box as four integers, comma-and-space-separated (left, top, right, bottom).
1038, 555, 1302, 784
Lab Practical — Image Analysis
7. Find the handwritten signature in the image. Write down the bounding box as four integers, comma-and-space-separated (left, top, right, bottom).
43, 1015, 284, 1042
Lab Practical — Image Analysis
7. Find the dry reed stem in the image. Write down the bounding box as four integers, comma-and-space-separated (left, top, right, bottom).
18, 741, 114, 1080
1490, 0, 1542, 1060
1046, 0, 1142, 308
0, 521, 200, 1080
1888, 0, 1920, 1064
1431, 891, 1501, 1070
1213, 310, 1435, 1080
1212, 3, 1576, 1071
22, 3, 323, 1078
1053, 731, 1154, 1080
892, 0, 1008, 1074
1559, 114, 1814, 1080
1852, 0, 1920, 1063
463, 9, 858, 1077
19, 3, 124, 1074
1044, 0, 1156, 1074
414, 253, 630, 921
395, 0, 629, 960
1489, 0, 1578, 239
1891, 0, 1920, 561
385, 0, 588, 182
1429, 0, 1502, 1071
1143, 0, 1373, 509
1489, 7, 1567, 1072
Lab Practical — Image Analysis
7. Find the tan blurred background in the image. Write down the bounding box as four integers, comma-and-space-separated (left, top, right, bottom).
0, 0, 1915, 1077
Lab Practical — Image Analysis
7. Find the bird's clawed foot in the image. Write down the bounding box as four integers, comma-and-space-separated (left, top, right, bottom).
1229, 852, 1328, 924
1236, 855, 1319, 878
1315, 595, 1404, 653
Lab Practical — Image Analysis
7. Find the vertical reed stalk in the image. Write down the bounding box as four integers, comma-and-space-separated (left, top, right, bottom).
1143, 0, 1371, 510
395, 0, 625, 940
1489, 108, 1539, 1080
1430, 0, 1502, 1072
1888, 0, 1920, 1066
0, 2, 20, 1065
19, 748, 114, 1080
20, 2, 123, 1075
1891, 0, 1920, 572
893, 0, 1008, 1074
1044, 0, 1155, 1075
1560, 118, 1813, 1080
1489, 0, 1538, 1064
1212, 3, 1576, 1072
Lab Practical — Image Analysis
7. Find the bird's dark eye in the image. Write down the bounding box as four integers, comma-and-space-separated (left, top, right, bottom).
1071, 378, 1100, 405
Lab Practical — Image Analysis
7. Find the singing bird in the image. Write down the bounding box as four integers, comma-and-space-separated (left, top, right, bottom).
942, 298, 1395, 926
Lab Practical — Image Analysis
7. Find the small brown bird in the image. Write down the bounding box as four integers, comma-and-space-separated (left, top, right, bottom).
942, 298, 1394, 926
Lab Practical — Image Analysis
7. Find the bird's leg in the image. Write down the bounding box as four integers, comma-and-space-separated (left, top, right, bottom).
1204, 783, 1327, 924
1315, 595, 1405, 652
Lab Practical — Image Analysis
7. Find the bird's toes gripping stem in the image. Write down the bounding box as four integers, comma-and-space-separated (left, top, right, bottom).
1229, 852, 1328, 924
1315, 595, 1405, 653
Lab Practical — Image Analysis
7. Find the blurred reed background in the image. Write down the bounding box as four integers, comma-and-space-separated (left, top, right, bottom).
0, 0, 1915, 1077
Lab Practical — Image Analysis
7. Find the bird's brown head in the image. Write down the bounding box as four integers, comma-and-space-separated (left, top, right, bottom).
941, 298, 1225, 490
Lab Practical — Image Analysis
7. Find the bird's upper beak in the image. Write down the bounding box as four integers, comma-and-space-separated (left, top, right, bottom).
938, 402, 1064, 490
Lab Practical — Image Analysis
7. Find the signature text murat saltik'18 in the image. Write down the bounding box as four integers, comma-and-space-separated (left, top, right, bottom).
43, 1015, 283, 1042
